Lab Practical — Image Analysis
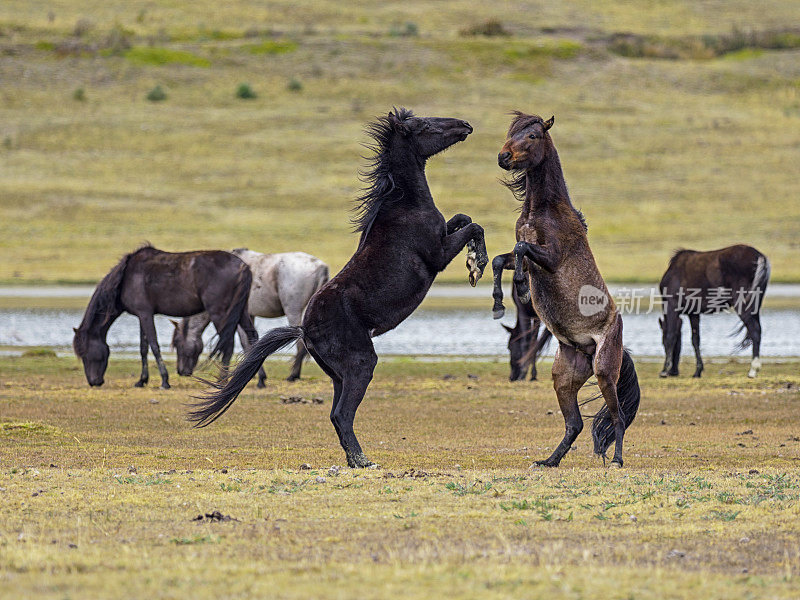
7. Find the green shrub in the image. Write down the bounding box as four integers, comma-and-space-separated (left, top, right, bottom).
235, 82, 257, 99
22, 347, 57, 358
146, 85, 167, 102
287, 77, 302, 92
72, 87, 86, 101
460, 20, 510, 37
389, 22, 418, 37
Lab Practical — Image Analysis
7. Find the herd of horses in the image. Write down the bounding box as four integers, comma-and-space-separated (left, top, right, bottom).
73, 108, 770, 468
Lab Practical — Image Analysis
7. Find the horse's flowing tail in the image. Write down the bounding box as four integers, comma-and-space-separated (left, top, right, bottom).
517, 326, 554, 369
190, 326, 304, 426
592, 349, 641, 456
208, 267, 252, 361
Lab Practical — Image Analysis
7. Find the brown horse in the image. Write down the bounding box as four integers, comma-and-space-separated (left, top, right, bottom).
659, 244, 769, 378
496, 111, 640, 467
73, 245, 257, 388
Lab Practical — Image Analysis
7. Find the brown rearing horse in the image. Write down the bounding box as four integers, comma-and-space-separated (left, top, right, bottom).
496, 111, 641, 467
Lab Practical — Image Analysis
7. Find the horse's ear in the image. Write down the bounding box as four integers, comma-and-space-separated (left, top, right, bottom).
388, 111, 409, 135
502, 324, 514, 333
543, 115, 555, 131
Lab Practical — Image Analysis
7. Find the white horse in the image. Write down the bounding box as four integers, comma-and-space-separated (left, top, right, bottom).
172, 248, 328, 384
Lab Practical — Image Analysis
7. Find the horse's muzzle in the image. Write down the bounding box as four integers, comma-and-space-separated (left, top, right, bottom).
498, 152, 512, 169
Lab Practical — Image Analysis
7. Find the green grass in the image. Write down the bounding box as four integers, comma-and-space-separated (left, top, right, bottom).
1, 355, 800, 598
0, 1, 799, 287
125, 46, 210, 67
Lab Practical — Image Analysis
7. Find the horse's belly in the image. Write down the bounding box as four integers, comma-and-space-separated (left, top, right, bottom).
248, 291, 283, 318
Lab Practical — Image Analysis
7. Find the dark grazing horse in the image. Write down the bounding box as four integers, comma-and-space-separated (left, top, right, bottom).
496, 111, 640, 468
659, 244, 770, 379
189, 108, 488, 468
492, 252, 552, 380
73, 245, 257, 388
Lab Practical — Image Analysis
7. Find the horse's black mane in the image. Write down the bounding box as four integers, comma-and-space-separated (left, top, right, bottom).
502, 112, 587, 232
73, 244, 153, 356
351, 107, 415, 245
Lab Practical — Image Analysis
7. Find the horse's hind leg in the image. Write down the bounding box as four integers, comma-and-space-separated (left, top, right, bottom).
313, 339, 378, 468
529, 316, 541, 381
740, 312, 762, 378
139, 313, 169, 389
689, 314, 703, 378
285, 309, 307, 382
594, 320, 625, 467
134, 323, 149, 387
536, 344, 592, 467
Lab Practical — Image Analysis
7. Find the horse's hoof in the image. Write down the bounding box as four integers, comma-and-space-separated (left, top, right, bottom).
134, 381, 147, 388
286, 375, 300, 382
257, 381, 266, 389
532, 459, 559, 468
747, 370, 758, 379
346, 452, 376, 469
609, 460, 623, 469
492, 307, 505, 320
692, 372, 702, 378
160, 382, 171, 390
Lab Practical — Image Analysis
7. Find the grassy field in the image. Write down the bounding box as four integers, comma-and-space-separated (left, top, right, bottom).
2, 354, 800, 598
1, 1, 799, 285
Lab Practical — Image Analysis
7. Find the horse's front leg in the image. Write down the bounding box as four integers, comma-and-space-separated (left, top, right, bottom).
134, 323, 149, 387
445, 213, 472, 235
491, 252, 514, 319
139, 313, 170, 389
441, 221, 488, 285
513, 241, 560, 302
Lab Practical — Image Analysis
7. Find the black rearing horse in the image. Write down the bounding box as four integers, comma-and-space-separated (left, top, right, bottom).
189, 108, 488, 468
73, 245, 257, 388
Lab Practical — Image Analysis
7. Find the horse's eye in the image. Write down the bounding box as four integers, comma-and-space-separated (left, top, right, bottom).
529, 134, 539, 140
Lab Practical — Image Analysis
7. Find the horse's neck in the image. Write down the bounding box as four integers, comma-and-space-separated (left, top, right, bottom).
388, 153, 435, 209
86, 308, 121, 340
522, 150, 570, 219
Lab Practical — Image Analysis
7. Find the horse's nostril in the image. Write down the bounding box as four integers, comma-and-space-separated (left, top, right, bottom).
461, 121, 473, 132
498, 152, 511, 163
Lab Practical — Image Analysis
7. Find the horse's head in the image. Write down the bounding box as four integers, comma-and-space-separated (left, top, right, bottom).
171, 319, 203, 376
385, 108, 473, 159
73, 326, 109, 386
503, 323, 530, 381
498, 112, 554, 171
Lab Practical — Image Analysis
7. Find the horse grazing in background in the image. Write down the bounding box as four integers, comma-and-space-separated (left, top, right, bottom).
189, 108, 488, 468
492, 251, 552, 380
73, 245, 256, 389
172, 249, 329, 385
497, 111, 640, 468
659, 244, 770, 379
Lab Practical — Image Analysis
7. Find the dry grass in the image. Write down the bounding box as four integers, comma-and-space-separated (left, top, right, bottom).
1, 2, 799, 285
1, 355, 800, 598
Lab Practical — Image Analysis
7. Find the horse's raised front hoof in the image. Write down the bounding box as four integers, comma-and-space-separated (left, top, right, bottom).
492, 306, 505, 320
346, 452, 376, 469
134, 380, 147, 388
